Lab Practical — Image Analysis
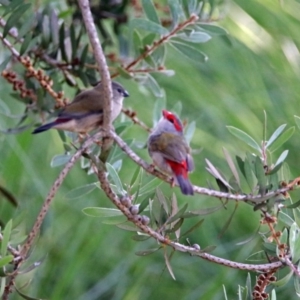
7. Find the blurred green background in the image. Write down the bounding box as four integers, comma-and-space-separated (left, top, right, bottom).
1, 0, 300, 299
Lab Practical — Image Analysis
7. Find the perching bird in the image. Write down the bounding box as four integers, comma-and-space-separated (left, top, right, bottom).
32, 81, 129, 134
148, 109, 194, 195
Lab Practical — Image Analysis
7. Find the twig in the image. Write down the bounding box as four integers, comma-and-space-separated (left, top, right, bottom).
77, 0, 112, 129
95, 156, 284, 273
111, 131, 295, 203
3, 132, 103, 299
122, 108, 151, 132
111, 14, 199, 78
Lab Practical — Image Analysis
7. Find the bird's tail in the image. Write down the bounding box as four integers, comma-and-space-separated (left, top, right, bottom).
176, 175, 194, 195
32, 122, 56, 134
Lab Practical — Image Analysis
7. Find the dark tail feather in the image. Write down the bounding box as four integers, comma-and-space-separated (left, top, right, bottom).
32, 122, 56, 134
176, 175, 194, 195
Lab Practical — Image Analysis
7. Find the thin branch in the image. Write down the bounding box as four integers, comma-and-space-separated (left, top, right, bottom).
122, 108, 151, 132
111, 131, 295, 203
3, 132, 104, 299
111, 14, 199, 78
77, 0, 112, 129
95, 155, 283, 273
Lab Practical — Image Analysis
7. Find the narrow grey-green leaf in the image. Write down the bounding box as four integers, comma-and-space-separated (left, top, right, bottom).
50, 154, 71, 168
15, 285, 47, 300
168, 0, 184, 27
153, 97, 166, 125
227, 126, 261, 152
205, 159, 232, 189
255, 156, 267, 195
64, 183, 97, 199
106, 163, 125, 195
278, 211, 294, 227
289, 222, 300, 263
181, 219, 204, 238
0, 255, 13, 268
197, 24, 228, 36
156, 188, 169, 214
1, 220, 12, 257
295, 115, 300, 130
223, 148, 240, 187
274, 150, 289, 169
139, 177, 162, 195
166, 203, 188, 224
182, 205, 223, 217
164, 250, 176, 280
266, 124, 286, 148
142, 0, 160, 24
184, 121, 196, 144
135, 247, 161, 256
269, 126, 295, 153
171, 41, 208, 63
3, 3, 31, 38
145, 74, 164, 97
272, 271, 293, 287
82, 207, 122, 218
176, 32, 211, 43
244, 157, 257, 192
130, 18, 169, 35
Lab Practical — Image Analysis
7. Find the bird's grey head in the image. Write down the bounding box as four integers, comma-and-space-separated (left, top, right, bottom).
112, 81, 129, 99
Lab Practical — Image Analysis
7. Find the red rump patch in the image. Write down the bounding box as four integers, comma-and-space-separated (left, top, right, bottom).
166, 159, 188, 178
162, 110, 182, 132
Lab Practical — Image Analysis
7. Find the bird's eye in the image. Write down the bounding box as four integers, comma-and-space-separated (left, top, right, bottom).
117, 88, 123, 93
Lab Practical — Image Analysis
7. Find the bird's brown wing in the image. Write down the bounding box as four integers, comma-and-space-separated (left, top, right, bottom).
148, 132, 190, 163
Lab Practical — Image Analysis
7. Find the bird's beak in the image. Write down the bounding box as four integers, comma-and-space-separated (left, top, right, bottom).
123, 90, 129, 97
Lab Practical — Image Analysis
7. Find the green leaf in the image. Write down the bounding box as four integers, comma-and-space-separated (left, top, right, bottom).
168, 0, 184, 27
139, 177, 162, 195
295, 268, 300, 297
223, 148, 240, 187
50, 154, 71, 168
59, 22, 69, 62
145, 74, 164, 97
289, 222, 300, 263
15, 285, 47, 300
156, 188, 169, 215
135, 247, 161, 256
131, 234, 150, 241
227, 126, 261, 152
265, 124, 286, 148
254, 156, 267, 195
1, 220, 12, 256
268, 126, 295, 153
64, 183, 97, 199
166, 203, 188, 224
106, 163, 125, 195
268, 150, 289, 175
153, 98, 166, 125
101, 216, 126, 225
182, 205, 223, 217
171, 41, 208, 63
0, 255, 13, 268
142, 0, 160, 24
130, 18, 169, 35
205, 159, 232, 189
244, 156, 257, 192
82, 207, 122, 218
294, 115, 300, 130
17, 16, 35, 39
286, 199, 300, 209
164, 250, 176, 280
181, 219, 204, 238
272, 271, 293, 287
278, 211, 294, 227
176, 32, 211, 43
197, 24, 228, 36
3, 3, 31, 38
20, 33, 33, 55
152, 44, 166, 66
50, 9, 59, 46
184, 121, 196, 144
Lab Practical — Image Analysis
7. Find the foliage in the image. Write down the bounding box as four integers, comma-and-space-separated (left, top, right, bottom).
1, 0, 300, 299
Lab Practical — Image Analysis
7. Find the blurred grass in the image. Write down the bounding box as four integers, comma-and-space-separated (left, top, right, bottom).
1, 0, 300, 299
